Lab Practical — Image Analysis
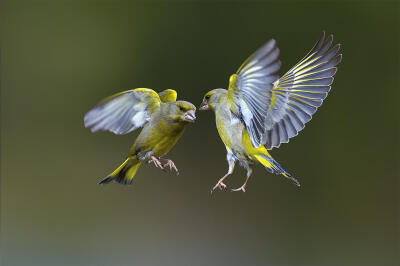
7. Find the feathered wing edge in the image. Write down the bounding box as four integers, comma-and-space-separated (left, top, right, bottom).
84, 88, 161, 135
263, 31, 342, 149
229, 39, 281, 147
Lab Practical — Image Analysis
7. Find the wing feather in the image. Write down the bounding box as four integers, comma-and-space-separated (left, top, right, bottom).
262, 31, 342, 149
84, 88, 161, 134
228, 39, 281, 147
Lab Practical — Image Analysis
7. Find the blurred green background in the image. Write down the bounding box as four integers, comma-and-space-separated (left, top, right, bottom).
1, 1, 399, 265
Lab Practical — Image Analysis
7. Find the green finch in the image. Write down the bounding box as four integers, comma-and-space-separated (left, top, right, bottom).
200, 31, 342, 192
84, 88, 196, 185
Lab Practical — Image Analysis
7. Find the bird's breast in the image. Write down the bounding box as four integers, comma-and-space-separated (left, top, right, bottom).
216, 106, 245, 154
131, 119, 186, 157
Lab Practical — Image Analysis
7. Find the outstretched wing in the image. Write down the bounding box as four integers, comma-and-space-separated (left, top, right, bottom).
227, 39, 281, 147
158, 89, 177, 102
262, 31, 342, 149
84, 88, 161, 134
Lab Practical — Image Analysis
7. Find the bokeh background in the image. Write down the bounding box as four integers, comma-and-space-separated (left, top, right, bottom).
1, 1, 399, 265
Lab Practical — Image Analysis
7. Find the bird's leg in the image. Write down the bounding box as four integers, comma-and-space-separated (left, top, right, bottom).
211, 173, 230, 192
231, 168, 252, 192
147, 156, 164, 169
159, 158, 179, 175
211, 151, 236, 193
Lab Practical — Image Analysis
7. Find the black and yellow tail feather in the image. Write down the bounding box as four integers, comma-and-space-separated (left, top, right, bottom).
98, 156, 141, 185
255, 154, 300, 187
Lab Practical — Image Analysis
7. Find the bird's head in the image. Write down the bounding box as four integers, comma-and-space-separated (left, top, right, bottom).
169, 101, 197, 123
199, 88, 226, 111
158, 89, 177, 102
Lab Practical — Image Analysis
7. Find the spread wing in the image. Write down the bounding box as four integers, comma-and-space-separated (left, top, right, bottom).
262, 31, 342, 149
227, 39, 281, 147
158, 89, 177, 102
84, 88, 161, 134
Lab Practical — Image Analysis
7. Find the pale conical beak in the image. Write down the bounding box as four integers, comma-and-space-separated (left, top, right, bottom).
199, 100, 209, 111
183, 110, 196, 123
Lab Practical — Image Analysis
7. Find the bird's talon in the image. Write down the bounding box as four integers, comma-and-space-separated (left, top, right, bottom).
211, 181, 227, 193
148, 156, 164, 170
160, 159, 179, 174
231, 186, 246, 192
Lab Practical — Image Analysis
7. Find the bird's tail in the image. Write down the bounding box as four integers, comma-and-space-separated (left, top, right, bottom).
255, 154, 300, 187
98, 156, 141, 185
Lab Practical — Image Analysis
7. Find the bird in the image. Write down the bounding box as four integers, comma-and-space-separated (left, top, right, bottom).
199, 31, 342, 192
84, 88, 196, 185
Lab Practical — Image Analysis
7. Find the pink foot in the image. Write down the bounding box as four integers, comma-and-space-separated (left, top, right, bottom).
211, 180, 227, 193
231, 184, 246, 192
162, 159, 179, 175
148, 156, 164, 169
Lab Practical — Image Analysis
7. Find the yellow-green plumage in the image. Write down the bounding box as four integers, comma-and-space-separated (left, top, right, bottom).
84, 88, 196, 185
205, 89, 296, 190
158, 89, 177, 102
130, 102, 189, 157
200, 32, 341, 192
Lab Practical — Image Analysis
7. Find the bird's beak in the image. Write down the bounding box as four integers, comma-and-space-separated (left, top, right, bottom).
183, 110, 196, 123
199, 100, 209, 111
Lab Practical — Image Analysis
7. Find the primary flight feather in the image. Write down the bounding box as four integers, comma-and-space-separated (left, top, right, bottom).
200, 31, 342, 192
84, 88, 196, 185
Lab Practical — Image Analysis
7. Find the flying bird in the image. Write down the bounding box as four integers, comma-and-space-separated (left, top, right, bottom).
84, 88, 196, 185
200, 31, 342, 192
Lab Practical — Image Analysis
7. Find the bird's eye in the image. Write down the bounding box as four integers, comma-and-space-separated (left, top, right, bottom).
179, 106, 185, 111
205, 95, 210, 100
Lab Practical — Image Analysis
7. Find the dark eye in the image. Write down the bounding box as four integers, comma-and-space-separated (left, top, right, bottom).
205, 95, 210, 100
179, 106, 185, 111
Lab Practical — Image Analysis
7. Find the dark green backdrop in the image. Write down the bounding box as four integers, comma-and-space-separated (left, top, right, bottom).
1, 1, 398, 265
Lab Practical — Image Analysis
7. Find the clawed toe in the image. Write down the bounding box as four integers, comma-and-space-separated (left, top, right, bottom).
148, 157, 181, 175
148, 156, 164, 169
211, 181, 227, 193
231, 186, 246, 192
162, 159, 179, 175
